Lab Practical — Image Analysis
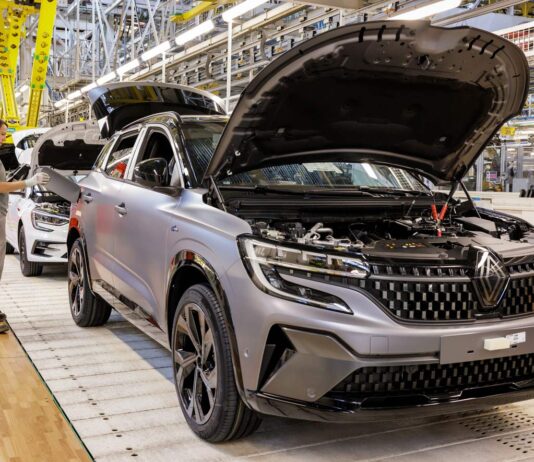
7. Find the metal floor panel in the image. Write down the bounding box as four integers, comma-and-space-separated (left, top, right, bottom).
4, 256, 534, 461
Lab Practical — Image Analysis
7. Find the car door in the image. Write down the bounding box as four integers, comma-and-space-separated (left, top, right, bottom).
112, 124, 183, 321
81, 131, 141, 288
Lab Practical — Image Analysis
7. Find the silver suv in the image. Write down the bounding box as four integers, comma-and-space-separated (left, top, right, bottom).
58, 21, 534, 442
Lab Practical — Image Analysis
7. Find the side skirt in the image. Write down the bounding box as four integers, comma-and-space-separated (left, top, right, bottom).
93, 280, 170, 350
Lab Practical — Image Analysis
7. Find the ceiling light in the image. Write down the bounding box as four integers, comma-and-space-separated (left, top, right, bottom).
117, 58, 141, 75
97, 71, 117, 85
81, 82, 98, 93
141, 41, 172, 61
67, 90, 82, 100
222, 0, 266, 22
390, 0, 462, 20
54, 99, 67, 108
176, 20, 214, 46
15, 91, 21, 98
19, 84, 29, 92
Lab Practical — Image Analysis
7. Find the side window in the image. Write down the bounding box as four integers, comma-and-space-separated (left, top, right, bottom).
94, 140, 115, 170
132, 129, 179, 188
104, 134, 137, 179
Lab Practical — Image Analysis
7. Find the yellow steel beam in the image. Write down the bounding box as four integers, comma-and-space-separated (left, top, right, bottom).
171, 0, 220, 22
26, 0, 57, 128
0, 3, 34, 129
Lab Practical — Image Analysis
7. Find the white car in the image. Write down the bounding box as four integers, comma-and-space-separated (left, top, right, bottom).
6, 122, 104, 276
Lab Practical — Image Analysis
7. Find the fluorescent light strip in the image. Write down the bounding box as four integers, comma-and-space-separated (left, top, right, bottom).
97, 71, 117, 85
222, 0, 266, 22
19, 84, 29, 92
117, 58, 141, 75
141, 41, 171, 61
81, 82, 98, 93
54, 99, 67, 108
176, 20, 215, 46
67, 90, 82, 100
390, 0, 462, 20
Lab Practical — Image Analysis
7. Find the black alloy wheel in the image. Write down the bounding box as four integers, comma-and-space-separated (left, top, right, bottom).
68, 245, 85, 319
68, 238, 111, 327
172, 284, 261, 442
175, 301, 218, 425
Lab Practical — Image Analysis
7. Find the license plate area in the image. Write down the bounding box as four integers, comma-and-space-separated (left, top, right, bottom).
440, 325, 534, 364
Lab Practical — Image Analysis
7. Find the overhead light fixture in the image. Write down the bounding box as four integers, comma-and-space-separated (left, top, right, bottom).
175, 20, 214, 46
141, 41, 172, 61
67, 90, 82, 100
97, 71, 117, 85
390, 0, 462, 20
81, 82, 98, 93
117, 58, 141, 75
222, 0, 266, 22
15, 91, 21, 98
54, 99, 67, 109
19, 84, 29, 93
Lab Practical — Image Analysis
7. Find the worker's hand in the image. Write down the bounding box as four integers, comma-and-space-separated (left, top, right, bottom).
25, 172, 50, 188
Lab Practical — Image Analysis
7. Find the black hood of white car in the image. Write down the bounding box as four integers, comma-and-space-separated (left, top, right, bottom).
205, 20, 529, 182
87, 82, 226, 138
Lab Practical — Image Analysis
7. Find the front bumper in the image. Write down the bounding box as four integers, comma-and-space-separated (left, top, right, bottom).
246, 386, 534, 423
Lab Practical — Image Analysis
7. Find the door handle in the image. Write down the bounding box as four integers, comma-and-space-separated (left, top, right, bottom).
82, 193, 93, 203
114, 203, 127, 216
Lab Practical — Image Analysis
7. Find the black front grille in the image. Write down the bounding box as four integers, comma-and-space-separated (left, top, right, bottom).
502, 275, 534, 317
278, 263, 534, 323
333, 354, 534, 397
359, 279, 478, 321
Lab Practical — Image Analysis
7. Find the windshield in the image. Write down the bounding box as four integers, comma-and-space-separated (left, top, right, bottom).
18, 134, 41, 150
222, 163, 428, 191
181, 121, 427, 192
181, 121, 225, 181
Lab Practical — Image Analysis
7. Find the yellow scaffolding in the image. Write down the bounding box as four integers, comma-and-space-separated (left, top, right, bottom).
0, 1, 35, 129
26, 0, 57, 128
0, 0, 57, 137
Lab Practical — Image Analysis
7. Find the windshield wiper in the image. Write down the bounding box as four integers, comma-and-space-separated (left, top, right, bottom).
220, 185, 374, 196
361, 187, 431, 197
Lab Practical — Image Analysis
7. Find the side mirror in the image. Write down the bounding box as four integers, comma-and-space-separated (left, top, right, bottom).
133, 158, 169, 188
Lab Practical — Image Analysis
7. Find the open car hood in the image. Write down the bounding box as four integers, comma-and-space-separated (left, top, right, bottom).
87, 82, 226, 138
31, 121, 105, 172
205, 20, 529, 182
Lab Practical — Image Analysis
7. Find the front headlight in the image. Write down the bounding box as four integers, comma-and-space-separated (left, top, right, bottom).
31, 209, 69, 232
238, 236, 369, 314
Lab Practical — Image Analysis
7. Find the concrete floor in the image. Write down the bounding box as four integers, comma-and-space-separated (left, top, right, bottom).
3, 255, 534, 462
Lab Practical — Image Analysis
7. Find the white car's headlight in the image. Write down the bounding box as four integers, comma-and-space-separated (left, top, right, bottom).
238, 236, 369, 314
31, 209, 69, 232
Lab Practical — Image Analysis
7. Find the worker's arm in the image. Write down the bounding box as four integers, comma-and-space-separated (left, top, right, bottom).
0, 172, 50, 194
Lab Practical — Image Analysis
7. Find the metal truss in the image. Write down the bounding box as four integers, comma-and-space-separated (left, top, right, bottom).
38, 0, 533, 126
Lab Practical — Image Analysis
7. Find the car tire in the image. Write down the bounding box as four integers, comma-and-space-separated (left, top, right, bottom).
6, 242, 14, 255
18, 226, 43, 277
172, 283, 261, 442
68, 238, 111, 327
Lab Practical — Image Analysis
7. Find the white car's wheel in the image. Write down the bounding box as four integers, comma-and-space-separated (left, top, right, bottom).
18, 226, 43, 277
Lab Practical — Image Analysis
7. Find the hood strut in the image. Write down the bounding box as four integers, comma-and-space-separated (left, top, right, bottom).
208, 176, 227, 212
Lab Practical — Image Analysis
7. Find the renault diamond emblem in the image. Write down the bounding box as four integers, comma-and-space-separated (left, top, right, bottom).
472, 248, 509, 309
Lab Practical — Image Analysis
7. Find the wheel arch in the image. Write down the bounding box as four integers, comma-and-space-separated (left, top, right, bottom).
166, 250, 246, 399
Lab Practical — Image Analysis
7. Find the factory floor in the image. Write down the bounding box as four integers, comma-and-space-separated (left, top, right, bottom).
3, 255, 534, 462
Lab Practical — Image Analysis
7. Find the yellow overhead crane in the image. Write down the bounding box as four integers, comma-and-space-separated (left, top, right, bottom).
0, 0, 57, 140
171, 0, 229, 22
